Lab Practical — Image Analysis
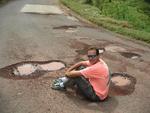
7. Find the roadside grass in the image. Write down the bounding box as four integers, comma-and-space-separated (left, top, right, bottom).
0, 0, 7, 3
60, 0, 150, 43
0, 0, 8, 4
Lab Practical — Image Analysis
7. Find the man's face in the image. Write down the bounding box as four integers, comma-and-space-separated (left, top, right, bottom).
87, 50, 99, 64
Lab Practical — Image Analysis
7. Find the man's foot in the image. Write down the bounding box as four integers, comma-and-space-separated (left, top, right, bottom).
51, 78, 66, 91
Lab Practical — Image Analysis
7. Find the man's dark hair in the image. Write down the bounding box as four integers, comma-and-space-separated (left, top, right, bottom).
88, 47, 99, 55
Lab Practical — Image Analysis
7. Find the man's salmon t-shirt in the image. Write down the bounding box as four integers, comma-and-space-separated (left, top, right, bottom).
80, 59, 109, 100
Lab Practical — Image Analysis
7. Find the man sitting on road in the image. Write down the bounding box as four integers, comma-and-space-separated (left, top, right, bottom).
52, 47, 110, 102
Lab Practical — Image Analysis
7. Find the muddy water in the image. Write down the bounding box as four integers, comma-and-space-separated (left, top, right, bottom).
39, 62, 65, 71
111, 76, 131, 86
13, 64, 38, 76
0, 60, 66, 79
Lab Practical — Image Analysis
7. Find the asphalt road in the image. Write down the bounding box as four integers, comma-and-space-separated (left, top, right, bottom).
0, 0, 150, 113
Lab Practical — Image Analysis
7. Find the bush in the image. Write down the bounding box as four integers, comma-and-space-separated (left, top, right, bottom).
83, 0, 150, 32
61, 0, 150, 43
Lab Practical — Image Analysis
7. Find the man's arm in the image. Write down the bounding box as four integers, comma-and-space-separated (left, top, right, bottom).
65, 70, 82, 77
66, 61, 87, 73
65, 61, 87, 77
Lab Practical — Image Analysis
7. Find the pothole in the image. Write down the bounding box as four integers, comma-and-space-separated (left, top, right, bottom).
111, 76, 131, 86
53, 25, 78, 33
39, 62, 66, 71
109, 73, 136, 96
76, 48, 105, 55
13, 64, 38, 76
119, 52, 141, 59
105, 45, 127, 52
0, 60, 66, 79
53, 25, 77, 30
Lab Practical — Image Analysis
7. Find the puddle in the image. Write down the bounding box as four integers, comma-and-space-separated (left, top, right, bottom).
39, 62, 65, 71
119, 52, 141, 59
109, 73, 136, 96
0, 60, 66, 79
111, 76, 131, 86
53, 25, 77, 30
13, 64, 38, 76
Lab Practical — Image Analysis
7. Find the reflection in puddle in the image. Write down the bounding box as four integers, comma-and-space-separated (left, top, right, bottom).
0, 60, 66, 79
109, 73, 136, 96
119, 52, 141, 59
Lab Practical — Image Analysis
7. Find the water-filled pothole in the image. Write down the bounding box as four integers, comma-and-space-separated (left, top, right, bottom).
119, 52, 141, 59
53, 25, 77, 30
0, 60, 66, 79
111, 76, 131, 86
13, 64, 38, 76
109, 73, 136, 96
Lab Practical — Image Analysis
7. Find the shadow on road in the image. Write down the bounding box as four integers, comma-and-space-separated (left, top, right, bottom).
66, 91, 118, 113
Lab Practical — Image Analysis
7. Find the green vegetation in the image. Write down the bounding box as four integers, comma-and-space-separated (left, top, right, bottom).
61, 0, 150, 43
0, 0, 8, 4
